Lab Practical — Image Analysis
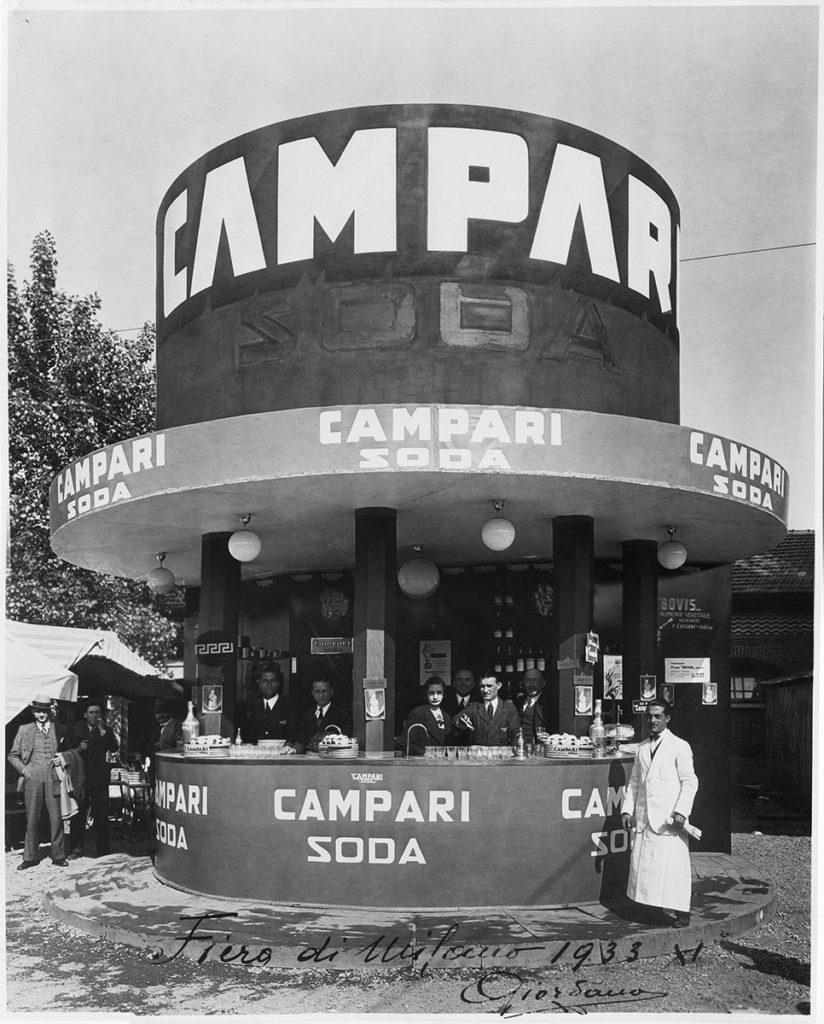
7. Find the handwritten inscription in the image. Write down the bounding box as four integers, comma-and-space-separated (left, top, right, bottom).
151, 911, 704, 982
461, 968, 668, 1016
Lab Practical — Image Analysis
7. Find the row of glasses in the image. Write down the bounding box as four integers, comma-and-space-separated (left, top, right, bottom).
419, 744, 543, 761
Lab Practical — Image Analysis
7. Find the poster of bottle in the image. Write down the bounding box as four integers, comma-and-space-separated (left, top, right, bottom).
574, 685, 593, 715
603, 654, 623, 699
419, 640, 451, 688
202, 684, 223, 714
364, 688, 386, 720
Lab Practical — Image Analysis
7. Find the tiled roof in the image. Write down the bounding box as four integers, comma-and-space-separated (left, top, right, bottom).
731, 530, 815, 593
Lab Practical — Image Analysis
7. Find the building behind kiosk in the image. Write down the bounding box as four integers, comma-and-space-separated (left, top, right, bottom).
48, 104, 789, 906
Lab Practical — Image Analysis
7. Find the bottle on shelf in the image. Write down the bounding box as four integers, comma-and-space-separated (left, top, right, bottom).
493, 604, 503, 640
182, 700, 201, 745
515, 645, 525, 674
494, 643, 503, 676
504, 642, 515, 677
239, 635, 250, 659
525, 643, 535, 671
536, 646, 546, 672
504, 608, 514, 640
589, 699, 606, 759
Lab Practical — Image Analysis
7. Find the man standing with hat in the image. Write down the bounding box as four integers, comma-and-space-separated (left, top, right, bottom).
67, 700, 118, 858
8, 695, 70, 869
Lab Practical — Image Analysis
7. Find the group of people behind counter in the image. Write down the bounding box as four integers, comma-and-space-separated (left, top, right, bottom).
240, 662, 352, 752
237, 662, 547, 755
404, 666, 547, 754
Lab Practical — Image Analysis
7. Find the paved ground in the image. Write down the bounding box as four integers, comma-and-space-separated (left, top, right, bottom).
4, 782, 812, 1017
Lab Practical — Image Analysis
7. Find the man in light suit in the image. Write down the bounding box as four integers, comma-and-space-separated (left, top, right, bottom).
621, 699, 698, 927
405, 678, 453, 754
454, 672, 521, 746
8, 695, 70, 869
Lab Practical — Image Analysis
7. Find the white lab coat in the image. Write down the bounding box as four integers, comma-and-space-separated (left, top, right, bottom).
621, 729, 698, 912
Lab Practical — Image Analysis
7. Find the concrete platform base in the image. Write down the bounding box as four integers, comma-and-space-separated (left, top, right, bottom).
43, 853, 775, 973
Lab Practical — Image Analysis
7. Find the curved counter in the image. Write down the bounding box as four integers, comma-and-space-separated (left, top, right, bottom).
154, 752, 633, 908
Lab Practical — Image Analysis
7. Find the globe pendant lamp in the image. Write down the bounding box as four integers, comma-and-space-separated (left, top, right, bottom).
147, 552, 175, 595
657, 525, 688, 570
481, 499, 516, 552
228, 513, 262, 563
397, 547, 440, 599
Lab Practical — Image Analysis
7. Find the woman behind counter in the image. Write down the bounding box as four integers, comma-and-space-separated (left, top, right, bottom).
405, 677, 453, 755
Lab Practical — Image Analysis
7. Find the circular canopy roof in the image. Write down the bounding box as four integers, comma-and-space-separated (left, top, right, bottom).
49, 405, 787, 584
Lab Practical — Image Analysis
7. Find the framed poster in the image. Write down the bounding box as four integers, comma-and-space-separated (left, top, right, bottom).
419, 640, 451, 687
574, 685, 593, 715
603, 654, 623, 699
202, 684, 223, 714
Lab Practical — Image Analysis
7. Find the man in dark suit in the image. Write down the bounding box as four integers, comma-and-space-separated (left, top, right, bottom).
405, 678, 453, 755
243, 662, 294, 744
8, 695, 70, 869
441, 667, 478, 717
516, 668, 547, 744
295, 679, 351, 753
454, 673, 521, 746
67, 700, 118, 858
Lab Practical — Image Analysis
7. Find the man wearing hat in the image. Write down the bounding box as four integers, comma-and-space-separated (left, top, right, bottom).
67, 700, 118, 858
8, 695, 70, 869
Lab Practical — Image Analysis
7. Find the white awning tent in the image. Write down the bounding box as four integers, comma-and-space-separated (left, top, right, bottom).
5, 621, 183, 721
5, 635, 79, 722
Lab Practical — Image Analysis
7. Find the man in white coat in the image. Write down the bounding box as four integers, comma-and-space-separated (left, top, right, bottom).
621, 700, 698, 927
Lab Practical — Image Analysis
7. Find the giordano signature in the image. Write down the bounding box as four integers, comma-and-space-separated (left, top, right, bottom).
461, 968, 668, 1016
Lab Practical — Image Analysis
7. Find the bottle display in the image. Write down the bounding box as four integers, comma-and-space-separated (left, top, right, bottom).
589, 699, 606, 759
182, 700, 201, 745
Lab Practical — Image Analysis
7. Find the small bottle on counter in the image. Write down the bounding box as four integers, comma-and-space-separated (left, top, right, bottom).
182, 701, 200, 745
589, 699, 606, 759
234, 727, 243, 746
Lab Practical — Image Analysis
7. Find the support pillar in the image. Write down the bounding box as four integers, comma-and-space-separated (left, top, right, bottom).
622, 539, 659, 723
552, 516, 594, 734
353, 508, 397, 755
198, 533, 241, 736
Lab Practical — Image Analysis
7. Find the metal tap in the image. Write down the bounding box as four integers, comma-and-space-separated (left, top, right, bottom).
406, 722, 429, 757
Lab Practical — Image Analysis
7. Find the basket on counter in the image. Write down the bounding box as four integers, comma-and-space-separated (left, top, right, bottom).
317, 729, 358, 758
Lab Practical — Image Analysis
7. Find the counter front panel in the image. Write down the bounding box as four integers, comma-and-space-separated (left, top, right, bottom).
154, 754, 632, 908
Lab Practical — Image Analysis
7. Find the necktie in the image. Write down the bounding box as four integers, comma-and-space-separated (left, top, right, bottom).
486, 702, 493, 719
650, 738, 661, 760
316, 706, 323, 721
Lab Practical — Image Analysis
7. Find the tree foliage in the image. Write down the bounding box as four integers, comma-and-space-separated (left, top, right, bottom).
7, 231, 181, 669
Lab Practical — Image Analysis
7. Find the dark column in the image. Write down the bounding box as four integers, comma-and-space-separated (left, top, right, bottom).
622, 540, 659, 724
353, 508, 397, 755
552, 516, 594, 734
198, 532, 241, 736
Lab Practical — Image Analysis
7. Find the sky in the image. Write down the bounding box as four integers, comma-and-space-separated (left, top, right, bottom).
6, 2, 820, 529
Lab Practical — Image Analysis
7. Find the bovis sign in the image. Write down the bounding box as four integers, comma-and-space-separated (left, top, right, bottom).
155, 105, 681, 429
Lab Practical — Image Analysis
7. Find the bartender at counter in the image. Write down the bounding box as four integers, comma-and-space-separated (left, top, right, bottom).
455, 673, 522, 746
241, 662, 294, 744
